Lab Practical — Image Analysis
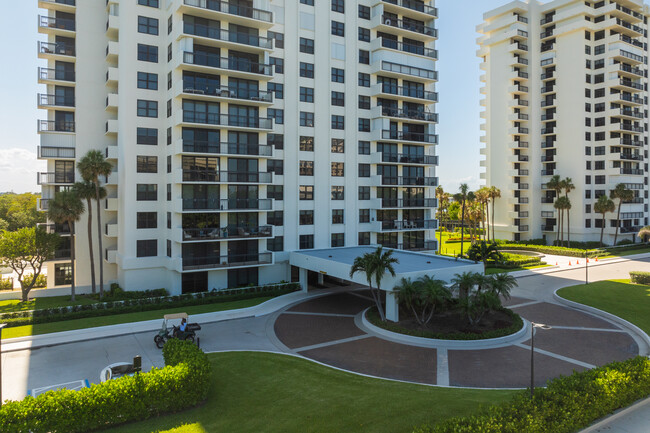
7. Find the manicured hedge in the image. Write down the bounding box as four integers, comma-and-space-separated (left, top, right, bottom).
0, 340, 211, 433
497, 244, 607, 258
0, 282, 300, 328
487, 253, 544, 269
630, 271, 650, 285
414, 356, 650, 433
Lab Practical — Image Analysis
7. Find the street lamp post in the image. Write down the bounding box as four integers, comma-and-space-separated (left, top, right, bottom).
530, 322, 551, 399
585, 250, 589, 285
0, 323, 6, 405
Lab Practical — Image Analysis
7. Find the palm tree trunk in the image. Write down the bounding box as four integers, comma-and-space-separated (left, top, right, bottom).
69, 220, 76, 302
614, 201, 622, 246
491, 198, 496, 241
600, 215, 605, 246
556, 207, 561, 246
566, 209, 571, 248
460, 201, 466, 257
95, 184, 104, 299
485, 200, 490, 242
86, 198, 96, 294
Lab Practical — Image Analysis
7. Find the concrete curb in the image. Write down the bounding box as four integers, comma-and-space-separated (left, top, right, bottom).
511, 252, 650, 279
553, 289, 650, 357
579, 396, 650, 433
358, 307, 531, 350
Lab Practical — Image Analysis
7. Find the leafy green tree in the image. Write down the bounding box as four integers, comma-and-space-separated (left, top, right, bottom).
610, 184, 635, 246
48, 190, 84, 301
0, 227, 59, 301
73, 181, 106, 294
638, 226, 650, 242
465, 241, 503, 270
350, 246, 398, 322
487, 273, 518, 301
77, 151, 113, 298
0, 193, 46, 231
447, 201, 460, 221
594, 195, 616, 247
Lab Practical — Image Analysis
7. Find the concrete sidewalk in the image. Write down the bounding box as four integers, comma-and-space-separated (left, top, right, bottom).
508, 251, 650, 278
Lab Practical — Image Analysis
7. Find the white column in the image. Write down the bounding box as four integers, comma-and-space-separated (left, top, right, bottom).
385, 291, 399, 322
317, 273, 324, 285
299, 268, 308, 292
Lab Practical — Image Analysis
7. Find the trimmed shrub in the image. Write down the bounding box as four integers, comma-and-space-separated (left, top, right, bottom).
0, 340, 211, 433
487, 253, 544, 269
0, 278, 13, 290
415, 356, 650, 433
22, 274, 47, 288
630, 271, 650, 285
497, 244, 607, 258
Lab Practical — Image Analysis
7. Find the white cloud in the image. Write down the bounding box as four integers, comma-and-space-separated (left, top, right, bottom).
0, 148, 46, 193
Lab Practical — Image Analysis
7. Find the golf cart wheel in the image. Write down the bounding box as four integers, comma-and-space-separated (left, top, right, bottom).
154, 335, 165, 349
184, 334, 195, 344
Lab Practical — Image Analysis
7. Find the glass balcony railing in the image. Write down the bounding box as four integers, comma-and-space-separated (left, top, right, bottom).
38, 120, 75, 132
39, 15, 75, 31
382, 0, 437, 16
38, 41, 75, 56
380, 15, 437, 37
183, 141, 272, 156
183, 252, 272, 270
377, 83, 437, 101
182, 112, 273, 129
378, 220, 438, 231
38, 94, 75, 107
380, 176, 438, 186
379, 38, 437, 58
183, 0, 272, 23
182, 170, 272, 183
379, 152, 438, 165
182, 225, 272, 240
381, 130, 438, 143
181, 84, 273, 102
378, 106, 438, 122
183, 23, 273, 49
379, 198, 437, 208
183, 51, 272, 76
39, 67, 75, 81
182, 198, 272, 211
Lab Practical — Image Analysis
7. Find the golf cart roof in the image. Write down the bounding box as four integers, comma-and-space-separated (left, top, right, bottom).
164, 312, 188, 320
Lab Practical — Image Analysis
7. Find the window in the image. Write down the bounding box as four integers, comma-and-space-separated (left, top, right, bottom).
300, 111, 314, 127
167, 99, 172, 117
359, 50, 369, 64
359, 209, 370, 223
595, 175, 606, 184
331, 21, 345, 36
300, 210, 314, 225
136, 239, 157, 257
137, 99, 158, 118
137, 156, 158, 173
358, 118, 370, 132
268, 133, 283, 150
168, 43, 172, 61
358, 95, 370, 109
138, 16, 158, 35
331, 67, 344, 83
167, 212, 171, 229
331, 138, 344, 153
270, 57, 284, 74
331, 186, 344, 200
137, 212, 157, 229
268, 185, 283, 201
332, 0, 344, 13
137, 127, 157, 145
168, 15, 172, 34
300, 185, 314, 200
359, 27, 370, 42
358, 232, 370, 245
358, 141, 370, 155
138, 0, 159, 7
358, 4, 370, 19
332, 209, 344, 224
585, 190, 592, 199
300, 87, 314, 103
299, 234, 314, 250
137, 184, 157, 201
267, 237, 284, 252
359, 163, 370, 177
585, 204, 591, 214
301, 0, 314, 4
331, 115, 344, 129
268, 82, 283, 99
300, 37, 315, 54
167, 71, 172, 89
331, 162, 344, 177
267, 159, 284, 175
267, 211, 284, 226
268, 31, 284, 49
585, 219, 592, 228
300, 136, 314, 151
331, 233, 344, 247
268, 108, 284, 125
358, 186, 370, 200
595, 161, 605, 170
166, 156, 170, 174
54, 263, 72, 286
300, 62, 314, 78
138, 44, 158, 62
358, 72, 370, 87
167, 127, 172, 145
137, 72, 158, 90
331, 91, 345, 106
300, 160, 314, 176
167, 184, 171, 201
167, 240, 171, 257
585, 175, 591, 184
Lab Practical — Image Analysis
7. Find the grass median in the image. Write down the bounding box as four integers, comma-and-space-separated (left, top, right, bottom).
104, 351, 516, 433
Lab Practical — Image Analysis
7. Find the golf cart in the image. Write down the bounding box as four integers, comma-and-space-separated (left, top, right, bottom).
154, 312, 201, 349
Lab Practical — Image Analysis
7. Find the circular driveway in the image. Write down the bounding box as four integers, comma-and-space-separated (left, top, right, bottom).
271, 290, 639, 388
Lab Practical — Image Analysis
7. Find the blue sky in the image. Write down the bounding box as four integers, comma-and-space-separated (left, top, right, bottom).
0, 0, 511, 194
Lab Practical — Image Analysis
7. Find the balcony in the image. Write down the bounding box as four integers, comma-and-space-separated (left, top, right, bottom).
181, 0, 273, 26
374, 152, 438, 165
541, 169, 555, 176
540, 127, 555, 135
620, 138, 644, 146
178, 83, 273, 104
38, 67, 75, 84
37, 172, 74, 185
374, 37, 437, 59
38, 120, 75, 133
620, 168, 644, 175
614, 93, 644, 105
615, 78, 644, 92
618, 63, 644, 78
38, 41, 75, 59
38, 223, 71, 235
183, 252, 272, 270
182, 225, 272, 241
378, 198, 437, 209
619, 153, 643, 161
541, 155, 554, 162
182, 141, 272, 157
52, 248, 71, 261
376, 14, 437, 39
182, 23, 273, 51
616, 108, 644, 119
619, 34, 644, 49
37, 146, 75, 159
615, 123, 644, 133
181, 112, 273, 130
614, 3, 644, 21
37, 94, 75, 110
371, 83, 437, 103
37, 198, 50, 211
541, 225, 555, 232
380, 130, 437, 144
38, 0, 76, 12
540, 29, 554, 39
614, 18, 643, 36
377, 61, 437, 82
541, 71, 554, 80
374, 219, 438, 231
182, 170, 272, 183
379, 0, 438, 19
182, 51, 272, 78
38, 15, 75, 34
182, 198, 273, 211
377, 176, 438, 186
373, 106, 438, 123
508, 99, 529, 108
613, 49, 644, 64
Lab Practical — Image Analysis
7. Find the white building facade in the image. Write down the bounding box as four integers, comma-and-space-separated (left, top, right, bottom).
37, 0, 439, 294
478, 0, 649, 244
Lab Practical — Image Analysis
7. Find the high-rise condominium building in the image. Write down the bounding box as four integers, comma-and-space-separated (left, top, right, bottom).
37, 0, 439, 294
478, 0, 649, 244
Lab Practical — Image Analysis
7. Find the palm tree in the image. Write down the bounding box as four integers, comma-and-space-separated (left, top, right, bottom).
475, 187, 490, 241
77, 151, 113, 298
350, 246, 398, 322
561, 177, 575, 247
73, 181, 106, 295
466, 241, 503, 270
547, 175, 562, 245
488, 273, 518, 301
488, 186, 501, 241
638, 226, 650, 243
553, 197, 569, 247
48, 190, 84, 301
610, 184, 634, 246
453, 184, 470, 257
451, 271, 477, 301
594, 195, 616, 247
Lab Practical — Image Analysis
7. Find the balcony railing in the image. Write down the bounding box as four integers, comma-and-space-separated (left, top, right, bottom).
38, 94, 75, 107
382, 0, 437, 16
38, 146, 75, 158
37, 172, 74, 185
617, 49, 644, 63
381, 130, 438, 143
615, 19, 643, 34
379, 198, 437, 208
541, 225, 555, 231
38, 67, 75, 82
183, 51, 272, 76
182, 170, 272, 183
393, 241, 437, 252
38, 120, 75, 132
379, 153, 438, 165
518, 197, 529, 204
619, 64, 644, 77
376, 83, 438, 101
381, 61, 437, 80
620, 168, 644, 175
620, 138, 643, 146
53, 248, 71, 260
379, 38, 437, 58
183, 252, 272, 270
183, 141, 272, 156
619, 108, 644, 119
619, 78, 644, 90
619, 94, 644, 104
39, 15, 75, 31
381, 14, 437, 37
615, 3, 644, 20
540, 29, 554, 38
38, 223, 71, 234
541, 169, 555, 176
618, 124, 644, 133
183, 0, 273, 23
181, 84, 273, 102
378, 220, 438, 231
378, 107, 438, 122
380, 176, 438, 186
182, 112, 273, 129
38, 41, 75, 56
619, 34, 643, 48
619, 153, 643, 161
182, 225, 272, 240
182, 198, 272, 211
183, 23, 273, 49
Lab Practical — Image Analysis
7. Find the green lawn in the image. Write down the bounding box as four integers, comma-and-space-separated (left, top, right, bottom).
104, 352, 517, 433
608, 246, 650, 258
2, 297, 273, 339
0, 294, 101, 313
557, 280, 650, 334
436, 231, 471, 257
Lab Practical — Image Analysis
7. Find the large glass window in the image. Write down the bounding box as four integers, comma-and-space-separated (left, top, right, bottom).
137, 99, 158, 118
137, 212, 157, 229
137, 184, 158, 201
137, 127, 158, 145
138, 44, 158, 62
138, 16, 159, 35
137, 240, 157, 257
137, 156, 158, 173
54, 263, 72, 286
